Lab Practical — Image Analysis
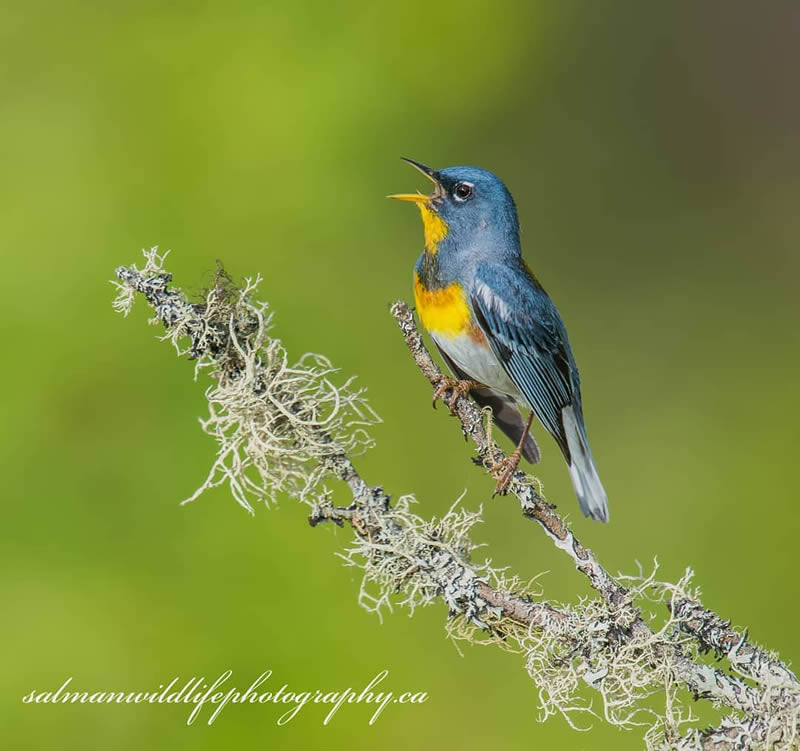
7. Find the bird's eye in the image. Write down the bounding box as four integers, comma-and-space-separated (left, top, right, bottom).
453, 182, 473, 201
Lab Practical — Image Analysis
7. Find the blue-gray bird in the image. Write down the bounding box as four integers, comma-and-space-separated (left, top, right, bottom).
390, 159, 609, 522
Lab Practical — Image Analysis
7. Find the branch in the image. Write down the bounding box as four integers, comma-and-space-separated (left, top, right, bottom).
391, 302, 799, 712
113, 250, 799, 750
668, 596, 799, 690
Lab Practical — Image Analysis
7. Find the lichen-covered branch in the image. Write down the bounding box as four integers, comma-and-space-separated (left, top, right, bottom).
668, 595, 799, 690
115, 253, 378, 511
113, 249, 799, 750
390, 303, 799, 711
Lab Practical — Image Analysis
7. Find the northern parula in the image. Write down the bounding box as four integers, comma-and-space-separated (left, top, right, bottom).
391, 159, 609, 522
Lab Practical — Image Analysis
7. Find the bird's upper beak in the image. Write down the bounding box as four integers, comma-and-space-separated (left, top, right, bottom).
388, 158, 445, 205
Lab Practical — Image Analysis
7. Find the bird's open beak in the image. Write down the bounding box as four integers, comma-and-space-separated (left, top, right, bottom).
388, 158, 444, 204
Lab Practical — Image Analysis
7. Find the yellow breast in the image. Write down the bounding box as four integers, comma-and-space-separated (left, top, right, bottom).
413, 272, 473, 339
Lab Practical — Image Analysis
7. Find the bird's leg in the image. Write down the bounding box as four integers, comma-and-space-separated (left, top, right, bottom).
490, 410, 536, 496
432, 376, 481, 414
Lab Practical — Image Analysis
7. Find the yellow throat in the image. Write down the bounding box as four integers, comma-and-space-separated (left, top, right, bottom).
417, 203, 448, 253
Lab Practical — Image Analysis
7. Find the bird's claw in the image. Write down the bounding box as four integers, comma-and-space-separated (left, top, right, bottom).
489, 451, 522, 497
432, 377, 478, 414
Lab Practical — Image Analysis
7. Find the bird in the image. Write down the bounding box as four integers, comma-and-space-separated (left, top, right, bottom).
390, 158, 609, 522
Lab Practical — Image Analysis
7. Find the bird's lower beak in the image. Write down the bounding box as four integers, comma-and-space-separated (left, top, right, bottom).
388, 158, 444, 204
388, 192, 429, 203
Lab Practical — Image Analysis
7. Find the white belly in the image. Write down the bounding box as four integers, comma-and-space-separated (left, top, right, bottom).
432, 332, 520, 399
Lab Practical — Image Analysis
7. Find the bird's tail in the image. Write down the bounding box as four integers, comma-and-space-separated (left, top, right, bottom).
561, 405, 609, 522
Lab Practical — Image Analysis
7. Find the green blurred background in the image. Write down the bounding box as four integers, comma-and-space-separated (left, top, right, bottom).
2, 1, 798, 748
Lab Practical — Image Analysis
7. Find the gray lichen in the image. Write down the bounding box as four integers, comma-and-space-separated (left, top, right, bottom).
113, 248, 379, 511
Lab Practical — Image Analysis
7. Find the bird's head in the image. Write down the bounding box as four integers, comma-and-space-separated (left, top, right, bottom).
390, 159, 520, 257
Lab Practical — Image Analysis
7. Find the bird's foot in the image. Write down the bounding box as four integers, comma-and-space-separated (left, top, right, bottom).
432, 376, 479, 414
489, 449, 522, 497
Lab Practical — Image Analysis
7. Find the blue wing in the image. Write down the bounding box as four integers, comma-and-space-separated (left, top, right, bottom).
470, 262, 581, 460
